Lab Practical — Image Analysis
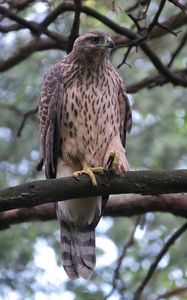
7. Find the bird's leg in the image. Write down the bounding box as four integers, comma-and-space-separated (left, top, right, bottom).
73, 160, 104, 186
106, 150, 120, 172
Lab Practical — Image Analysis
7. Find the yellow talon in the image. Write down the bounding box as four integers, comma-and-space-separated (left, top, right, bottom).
106, 150, 120, 172
73, 160, 104, 186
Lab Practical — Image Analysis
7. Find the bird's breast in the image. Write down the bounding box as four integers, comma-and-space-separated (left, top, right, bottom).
61, 75, 120, 167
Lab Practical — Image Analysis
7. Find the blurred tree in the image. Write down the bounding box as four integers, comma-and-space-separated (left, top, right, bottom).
0, 0, 187, 299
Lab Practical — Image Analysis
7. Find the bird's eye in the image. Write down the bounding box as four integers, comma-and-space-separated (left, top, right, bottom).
91, 37, 100, 44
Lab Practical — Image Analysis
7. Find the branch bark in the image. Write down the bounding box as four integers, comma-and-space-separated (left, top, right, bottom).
126, 68, 187, 93
0, 193, 187, 230
0, 37, 67, 72
1, 3, 187, 83
0, 170, 187, 213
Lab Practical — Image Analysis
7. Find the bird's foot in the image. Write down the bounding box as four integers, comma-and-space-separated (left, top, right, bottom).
106, 150, 129, 173
106, 150, 120, 172
73, 162, 104, 186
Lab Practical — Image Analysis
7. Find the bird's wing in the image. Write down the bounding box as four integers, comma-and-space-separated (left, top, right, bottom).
118, 83, 132, 147
39, 63, 63, 179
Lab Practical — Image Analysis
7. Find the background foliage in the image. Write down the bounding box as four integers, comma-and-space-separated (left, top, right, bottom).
0, 0, 187, 299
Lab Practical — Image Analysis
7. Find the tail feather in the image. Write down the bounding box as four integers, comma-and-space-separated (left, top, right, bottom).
72, 230, 95, 279
60, 221, 78, 279
60, 221, 95, 279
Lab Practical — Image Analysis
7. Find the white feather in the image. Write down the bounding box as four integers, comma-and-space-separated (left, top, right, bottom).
56, 159, 102, 226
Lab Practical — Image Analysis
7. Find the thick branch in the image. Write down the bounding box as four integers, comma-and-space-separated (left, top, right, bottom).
1, 2, 187, 86
0, 38, 67, 72
7, 0, 34, 11
0, 193, 186, 230
0, 5, 40, 35
0, 23, 22, 32
0, 170, 187, 213
40, 3, 187, 42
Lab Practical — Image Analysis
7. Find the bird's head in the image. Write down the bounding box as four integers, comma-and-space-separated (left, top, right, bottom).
72, 31, 115, 60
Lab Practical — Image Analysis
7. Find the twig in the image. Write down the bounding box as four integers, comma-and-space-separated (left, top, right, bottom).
67, 0, 82, 53
126, 0, 151, 15
150, 11, 187, 39
122, 35, 147, 48
0, 5, 40, 35
105, 216, 141, 299
139, 41, 187, 87
1, 2, 187, 88
148, 0, 166, 33
122, 4, 187, 87
168, 31, 187, 67
168, 0, 187, 14
111, 0, 122, 12
117, 46, 133, 69
0, 5, 68, 46
133, 222, 187, 300
125, 0, 142, 13
39, 2, 73, 29
126, 68, 187, 93
156, 22, 180, 36
17, 107, 38, 137
128, 13, 142, 32
143, 0, 151, 15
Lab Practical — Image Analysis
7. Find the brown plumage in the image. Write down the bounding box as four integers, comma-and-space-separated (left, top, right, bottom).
39, 31, 132, 279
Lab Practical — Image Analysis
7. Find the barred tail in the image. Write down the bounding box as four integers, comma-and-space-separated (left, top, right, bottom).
60, 221, 95, 280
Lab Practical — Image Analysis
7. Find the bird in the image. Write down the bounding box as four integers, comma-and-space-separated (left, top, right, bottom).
39, 31, 132, 280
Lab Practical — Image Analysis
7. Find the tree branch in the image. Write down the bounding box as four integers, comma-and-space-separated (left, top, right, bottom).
0, 193, 187, 230
133, 222, 187, 300
17, 106, 38, 137
168, 0, 187, 13
0, 170, 187, 213
6, 0, 35, 11
0, 23, 22, 32
168, 31, 187, 67
79, 6, 187, 86
0, 38, 67, 72
126, 68, 187, 93
1, 2, 187, 88
0, 5, 40, 35
67, 0, 82, 53
155, 285, 187, 300
113, 11, 187, 45
0, 5, 68, 45
106, 216, 141, 299
148, 0, 166, 33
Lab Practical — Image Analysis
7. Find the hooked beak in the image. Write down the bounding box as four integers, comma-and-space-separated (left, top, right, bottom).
106, 37, 115, 49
